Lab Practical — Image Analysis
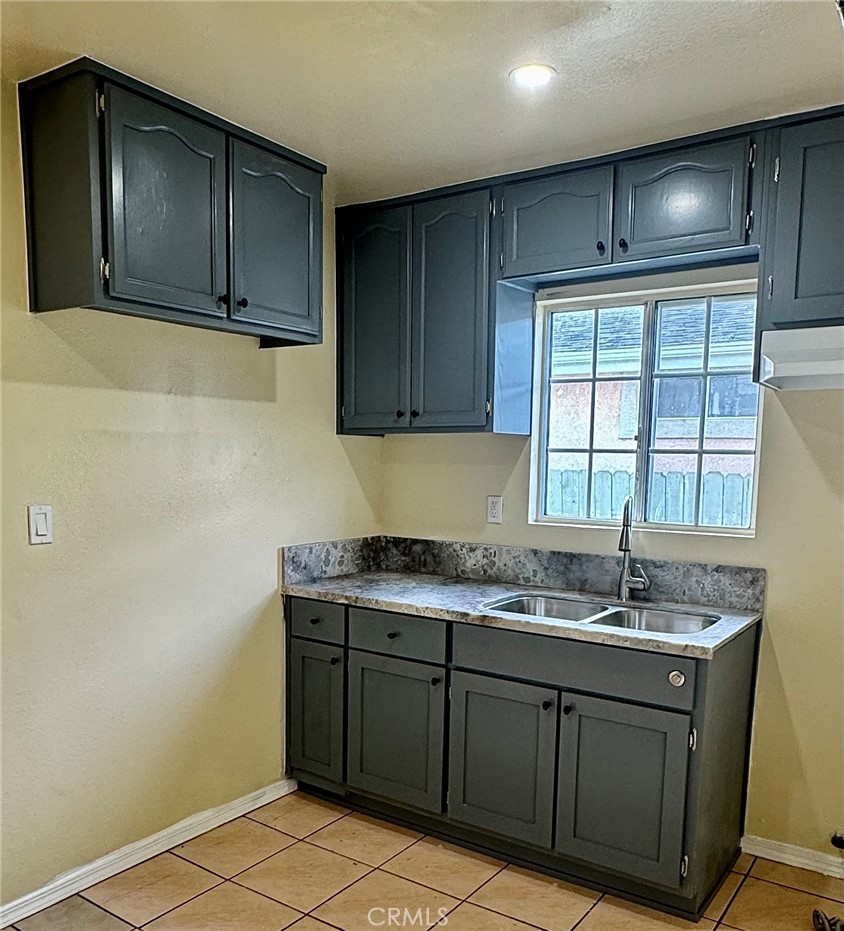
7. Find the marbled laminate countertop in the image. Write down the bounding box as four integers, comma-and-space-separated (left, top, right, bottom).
280, 571, 761, 659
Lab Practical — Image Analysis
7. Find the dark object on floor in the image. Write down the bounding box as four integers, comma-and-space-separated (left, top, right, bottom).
814, 908, 842, 930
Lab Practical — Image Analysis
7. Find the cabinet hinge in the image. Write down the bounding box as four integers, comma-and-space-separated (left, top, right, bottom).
773, 156, 781, 183
499, 251, 504, 270
500, 196, 504, 214
490, 198, 495, 217
748, 143, 757, 168
767, 275, 774, 301
680, 855, 689, 878
341, 405, 346, 419
485, 399, 491, 417
96, 91, 106, 116
99, 257, 110, 283
688, 728, 697, 752
744, 211, 754, 235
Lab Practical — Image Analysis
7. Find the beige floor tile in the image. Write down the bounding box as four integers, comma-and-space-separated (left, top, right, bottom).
15, 895, 132, 930
577, 896, 715, 930
703, 871, 744, 921
287, 919, 338, 931
173, 817, 296, 877
307, 813, 421, 866
468, 865, 598, 931
83, 853, 220, 926
723, 876, 843, 931
440, 902, 539, 930
733, 853, 755, 875
234, 841, 369, 912
142, 881, 302, 930
312, 870, 458, 931
248, 792, 348, 838
750, 858, 844, 902
381, 836, 504, 898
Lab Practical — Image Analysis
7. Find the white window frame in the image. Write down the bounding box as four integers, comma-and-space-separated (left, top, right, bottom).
529, 278, 763, 537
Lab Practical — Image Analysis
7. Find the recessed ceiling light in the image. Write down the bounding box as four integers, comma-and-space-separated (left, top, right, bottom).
509, 63, 556, 89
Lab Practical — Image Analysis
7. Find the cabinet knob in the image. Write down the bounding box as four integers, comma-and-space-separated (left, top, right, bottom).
668, 670, 686, 688
386, 631, 399, 640
236, 297, 249, 308
430, 676, 441, 686
596, 241, 605, 256
216, 293, 229, 305
410, 410, 420, 418
618, 238, 629, 253
541, 699, 554, 712
330, 656, 340, 666
563, 704, 574, 716
309, 617, 321, 625
396, 410, 405, 419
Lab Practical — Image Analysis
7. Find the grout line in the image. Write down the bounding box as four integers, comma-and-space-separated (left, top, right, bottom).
711, 869, 749, 924
568, 892, 604, 930
743, 873, 844, 906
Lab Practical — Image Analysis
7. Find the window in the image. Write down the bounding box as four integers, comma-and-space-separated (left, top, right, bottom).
531, 281, 761, 532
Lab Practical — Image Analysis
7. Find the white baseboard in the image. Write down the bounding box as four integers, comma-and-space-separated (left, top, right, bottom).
1, 777, 298, 927
742, 834, 844, 879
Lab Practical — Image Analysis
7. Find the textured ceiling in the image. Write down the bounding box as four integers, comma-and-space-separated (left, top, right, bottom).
2, 1, 843, 204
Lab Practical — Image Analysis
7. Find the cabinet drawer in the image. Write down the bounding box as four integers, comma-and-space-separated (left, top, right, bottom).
452, 623, 696, 711
349, 608, 446, 664
289, 598, 346, 644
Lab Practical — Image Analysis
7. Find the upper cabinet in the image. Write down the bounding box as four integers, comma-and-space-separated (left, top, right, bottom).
501, 166, 614, 276
761, 115, 844, 328
614, 137, 752, 260
19, 59, 325, 346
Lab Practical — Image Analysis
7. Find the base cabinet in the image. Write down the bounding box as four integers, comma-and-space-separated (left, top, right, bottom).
347, 651, 445, 812
555, 692, 690, 888
448, 671, 557, 847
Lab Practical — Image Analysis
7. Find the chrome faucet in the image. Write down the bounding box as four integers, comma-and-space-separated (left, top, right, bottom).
617, 496, 650, 602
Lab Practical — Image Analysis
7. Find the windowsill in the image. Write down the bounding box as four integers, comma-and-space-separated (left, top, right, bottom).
528, 516, 756, 540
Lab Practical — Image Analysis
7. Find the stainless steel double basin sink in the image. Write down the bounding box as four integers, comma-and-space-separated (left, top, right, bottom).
481, 593, 720, 634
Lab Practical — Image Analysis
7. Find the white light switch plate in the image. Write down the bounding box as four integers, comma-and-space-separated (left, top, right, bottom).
27, 504, 53, 544
487, 495, 503, 524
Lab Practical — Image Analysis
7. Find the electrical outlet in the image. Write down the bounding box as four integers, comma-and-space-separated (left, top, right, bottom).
487, 495, 503, 524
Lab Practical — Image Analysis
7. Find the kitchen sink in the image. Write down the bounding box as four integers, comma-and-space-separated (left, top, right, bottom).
590, 607, 720, 633
482, 594, 612, 623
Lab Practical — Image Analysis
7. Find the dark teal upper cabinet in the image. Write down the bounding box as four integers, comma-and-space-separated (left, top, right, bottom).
340, 207, 411, 431
614, 137, 751, 260
411, 191, 490, 429
555, 692, 690, 887
502, 166, 614, 276
19, 58, 325, 345
763, 116, 844, 328
105, 86, 228, 318
231, 140, 322, 335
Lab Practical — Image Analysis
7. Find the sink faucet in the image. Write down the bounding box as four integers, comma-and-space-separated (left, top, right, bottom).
617, 496, 651, 602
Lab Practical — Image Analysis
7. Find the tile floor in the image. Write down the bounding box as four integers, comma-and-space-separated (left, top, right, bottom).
6, 792, 844, 930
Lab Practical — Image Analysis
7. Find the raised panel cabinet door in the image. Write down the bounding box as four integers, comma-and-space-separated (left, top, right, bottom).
767, 116, 844, 326
615, 137, 751, 260
411, 190, 490, 429
448, 671, 557, 847
104, 84, 227, 315
289, 638, 344, 783
503, 166, 614, 276
231, 140, 322, 334
347, 651, 444, 812
556, 692, 690, 887
341, 207, 411, 431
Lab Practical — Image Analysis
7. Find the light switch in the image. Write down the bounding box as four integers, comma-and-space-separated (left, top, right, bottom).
27, 505, 53, 544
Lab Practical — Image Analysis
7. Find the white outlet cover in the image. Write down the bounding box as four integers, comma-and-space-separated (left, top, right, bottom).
487, 495, 503, 524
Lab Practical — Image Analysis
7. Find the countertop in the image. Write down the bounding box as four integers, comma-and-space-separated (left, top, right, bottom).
280, 571, 761, 659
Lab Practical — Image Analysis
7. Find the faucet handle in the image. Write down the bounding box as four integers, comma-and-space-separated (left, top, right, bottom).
633, 564, 651, 591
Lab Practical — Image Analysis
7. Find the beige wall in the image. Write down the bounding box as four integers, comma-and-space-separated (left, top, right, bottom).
0, 78, 381, 903
381, 389, 844, 856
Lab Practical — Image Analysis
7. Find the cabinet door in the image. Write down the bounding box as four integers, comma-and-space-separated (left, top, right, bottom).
556, 693, 690, 887
766, 116, 844, 326
341, 207, 411, 431
448, 671, 557, 847
231, 140, 322, 334
411, 191, 490, 429
503, 166, 613, 276
104, 85, 227, 315
347, 651, 444, 812
289, 638, 344, 783
615, 137, 751, 260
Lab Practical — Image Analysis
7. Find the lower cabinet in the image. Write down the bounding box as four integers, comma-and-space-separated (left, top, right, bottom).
448, 671, 557, 847
347, 650, 445, 812
288, 638, 344, 783
555, 692, 690, 887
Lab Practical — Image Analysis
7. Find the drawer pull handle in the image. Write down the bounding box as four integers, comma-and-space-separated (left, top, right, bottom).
596, 240, 605, 255
386, 631, 399, 640
668, 670, 686, 688
563, 704, 574, 716
309, 617, 321, 625
541, 699, 553, 712
430, 676, 441, 686
618, 237, 629, 253
330, 656, 340, 666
